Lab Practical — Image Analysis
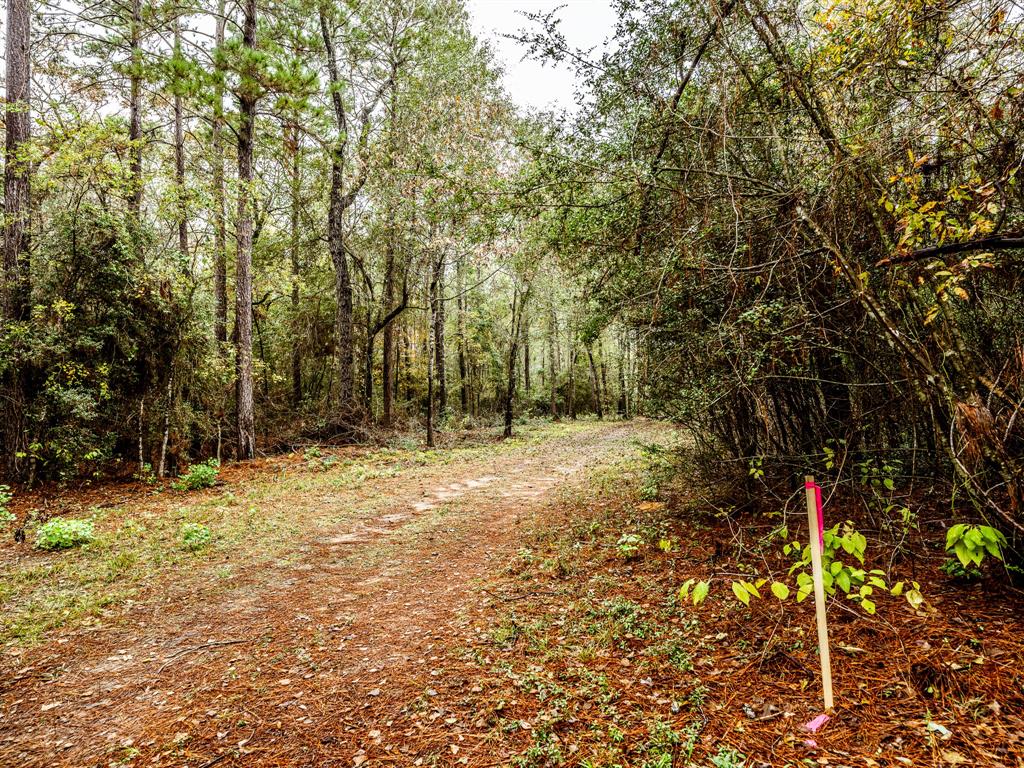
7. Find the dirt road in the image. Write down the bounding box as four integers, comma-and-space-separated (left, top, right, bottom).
0, 420, 657, 767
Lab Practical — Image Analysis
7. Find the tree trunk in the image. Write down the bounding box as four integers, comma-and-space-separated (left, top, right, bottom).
327, 161, 355, 408
598, 339, 610, 418
3, 0, 30, 318
617, 335, 628, 417
503, 288, 527, 439
128, 0, 144, 219
548, 307, 558, 420
457, 255, 468, 414
522, 312, 530, 395
234, 0, 257, 460
567, 346, 576, 419
212, 0, 228, 348
173, 18, 187, 266
381, 258, 396, 427
288, 120, 302, 406
587, 345, 603, 419
432, 253, 447, 418
2, 0, 31, 473
426, 283, 435, 448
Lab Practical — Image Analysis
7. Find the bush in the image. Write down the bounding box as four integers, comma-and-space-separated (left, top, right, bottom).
35, 517, 95, 550
0, 485, 14, 528
172, 459, 220, 491
180, 522, 212, 551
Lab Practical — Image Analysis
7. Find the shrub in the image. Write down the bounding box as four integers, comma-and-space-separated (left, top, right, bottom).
0, 485, 14, 528
35, 517, 95, 550
180, 522, 212, 551
945, 524, 1005, 570
172, 458, 220, 491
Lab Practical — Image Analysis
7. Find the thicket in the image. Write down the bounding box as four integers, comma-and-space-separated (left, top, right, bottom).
521, 0, 1023, 546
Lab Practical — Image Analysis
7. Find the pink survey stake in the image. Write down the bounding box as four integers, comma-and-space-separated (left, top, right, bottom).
805, 480, 824, 549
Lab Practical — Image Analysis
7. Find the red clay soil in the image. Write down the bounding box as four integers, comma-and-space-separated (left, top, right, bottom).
0, 420, 654, 767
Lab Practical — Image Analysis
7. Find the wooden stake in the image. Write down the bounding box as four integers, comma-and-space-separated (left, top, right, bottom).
805, 475, 834, 710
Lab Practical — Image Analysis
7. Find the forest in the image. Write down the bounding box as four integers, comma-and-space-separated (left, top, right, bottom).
1, 0, 1023, 765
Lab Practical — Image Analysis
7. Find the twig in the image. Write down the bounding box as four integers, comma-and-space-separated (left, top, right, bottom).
158, 639, 247, 673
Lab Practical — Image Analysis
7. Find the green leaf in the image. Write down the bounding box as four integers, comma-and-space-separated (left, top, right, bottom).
770, 582, 790, 600
731, 581, 751, 606
743, 581, 761, 598
678, 579, 695, 601
692, 581, 710, 606
905, 588, 924, 609
861, 598, 877, 615
835, 570, 851, 593
890, 581, 904, 596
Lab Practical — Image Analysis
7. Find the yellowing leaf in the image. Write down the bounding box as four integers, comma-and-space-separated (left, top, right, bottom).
771, 582, 790, 600
732, 581, 750, 606
692, 580, 710, 606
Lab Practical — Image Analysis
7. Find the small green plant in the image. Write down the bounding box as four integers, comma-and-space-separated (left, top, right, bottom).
133, 462, 158, 485
945, 523, 1005, 569
615, 532, 643, 559
940, 558, 982, 581
747, 456, 764, 481
172, 458, 220, 491
35, 517, 95, 550
180, 522, 212, 551
710, 747, 747, 768
0, 485, 14, 528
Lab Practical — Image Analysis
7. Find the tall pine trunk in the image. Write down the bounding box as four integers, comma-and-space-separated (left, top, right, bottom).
457, 255, 468, 414
432, 252, 447, 418
587, 346, 603, 419
3, 0, 31, 473
234, 0, 257, 459
288, 120, 302, 406
128, 0, 144, 219
173, 18, 187, 265
212, 0, 228, 347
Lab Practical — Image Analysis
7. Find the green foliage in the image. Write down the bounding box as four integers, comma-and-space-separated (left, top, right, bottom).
35, 517, 95, 550
710, 747, 747, 768
180, 522, 212, 551
0, 485, 14, 528
172, 459, 220, 491
945, 524, 1005, 569
615, 533, 643, 559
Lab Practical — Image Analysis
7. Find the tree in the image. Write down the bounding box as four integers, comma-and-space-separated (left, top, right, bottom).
234, 0, 259, 458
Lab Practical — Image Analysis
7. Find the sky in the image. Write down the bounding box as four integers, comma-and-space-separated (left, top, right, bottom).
464, 0, 617, 113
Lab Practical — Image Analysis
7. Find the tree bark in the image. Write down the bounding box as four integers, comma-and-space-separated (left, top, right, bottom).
173, 18, 187, 266
234, 0, 257, 459
2, 0, 31, 474
548, 307, 558, 420
432, 251, 447, 417
457, 255, 468, 414
522, 311, 530, 395
426, 283, 435, 448
3, 0, 31, 319
128, 0, 144, 219
587, 346, 603, 419
503, 288, 528, 438
287, 120, 302, 406
212, 0, 228, 347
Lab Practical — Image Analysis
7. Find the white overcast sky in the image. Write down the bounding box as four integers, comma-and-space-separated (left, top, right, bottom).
465, 0, 616, 112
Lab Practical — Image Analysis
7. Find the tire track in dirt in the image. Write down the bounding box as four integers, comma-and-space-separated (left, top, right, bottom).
0, 420, 660, 767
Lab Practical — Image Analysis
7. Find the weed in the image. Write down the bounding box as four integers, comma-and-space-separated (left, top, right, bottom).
171, 458, 220, 491
710, 747, 746, 768
35, 517, 95, 550
180, 522, 212, 551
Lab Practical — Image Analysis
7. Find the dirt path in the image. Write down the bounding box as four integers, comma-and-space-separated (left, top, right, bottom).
0, 420, 658, 767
